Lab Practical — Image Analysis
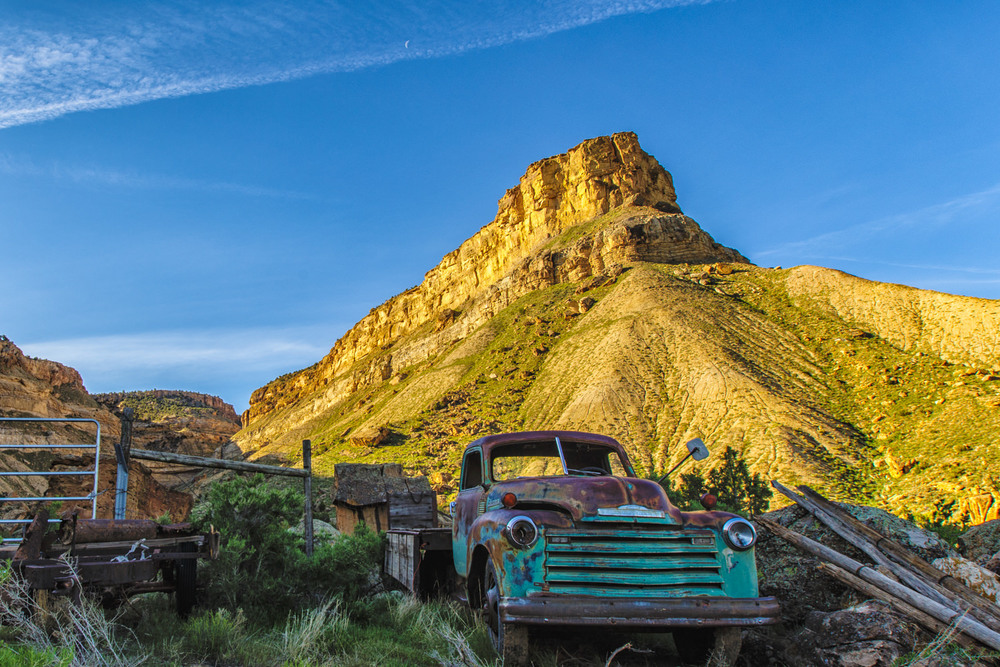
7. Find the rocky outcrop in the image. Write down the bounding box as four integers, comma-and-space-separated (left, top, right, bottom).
0, 336, 111, 422
0, 340, 218, 522
242, 133, 747, 433
94, 390, 243, 490
959, 519, 1000, 566
96, 390, 240, 424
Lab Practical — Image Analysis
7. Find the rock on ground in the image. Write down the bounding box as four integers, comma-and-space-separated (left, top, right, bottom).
958, 518, 1000, 565
782, 600, 919, 667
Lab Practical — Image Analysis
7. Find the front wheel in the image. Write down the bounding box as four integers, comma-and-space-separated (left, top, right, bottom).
674, 626, 742, 667
483, 560, 529, 665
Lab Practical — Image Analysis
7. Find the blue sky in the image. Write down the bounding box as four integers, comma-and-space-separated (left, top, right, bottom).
2, 1, 999, 413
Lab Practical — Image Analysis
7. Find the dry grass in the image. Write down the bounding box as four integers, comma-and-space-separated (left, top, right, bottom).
0, 558, 146, 666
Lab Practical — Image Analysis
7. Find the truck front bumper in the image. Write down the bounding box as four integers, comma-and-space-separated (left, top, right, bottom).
501, 595, 781, 628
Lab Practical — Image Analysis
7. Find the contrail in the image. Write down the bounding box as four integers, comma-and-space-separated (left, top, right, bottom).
0, 0, 712, 130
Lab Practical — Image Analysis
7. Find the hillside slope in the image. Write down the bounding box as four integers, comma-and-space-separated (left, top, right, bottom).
0, 338, 240, 522
236, 135, 1000, 522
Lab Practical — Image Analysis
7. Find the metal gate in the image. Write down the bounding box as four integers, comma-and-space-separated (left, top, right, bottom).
0, 417, 101, 544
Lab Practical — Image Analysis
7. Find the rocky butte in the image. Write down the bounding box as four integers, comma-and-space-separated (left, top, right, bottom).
0, 337, 240, 522
238, 133, 1000, 523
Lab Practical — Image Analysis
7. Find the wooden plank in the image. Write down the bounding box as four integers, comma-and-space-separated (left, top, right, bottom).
771, 481, 974, 622
757, 516, 1000, 651
794, 484, 1000, 630
818, 562, 979, 650
131, 449, 309, 478
385, 531, 420, 593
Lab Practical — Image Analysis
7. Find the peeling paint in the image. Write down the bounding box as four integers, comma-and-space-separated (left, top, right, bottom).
449, 431, 777, 628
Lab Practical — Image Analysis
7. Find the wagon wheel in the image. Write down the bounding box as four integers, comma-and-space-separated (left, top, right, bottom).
174, 542, 197, 618
483, 559, 528, 665
674, 627, 742, 667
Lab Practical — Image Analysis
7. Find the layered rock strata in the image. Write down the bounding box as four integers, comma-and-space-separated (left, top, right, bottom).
243, 133, 747, 430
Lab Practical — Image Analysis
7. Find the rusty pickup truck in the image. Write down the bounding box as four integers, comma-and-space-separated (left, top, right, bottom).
384, 430, 779, 665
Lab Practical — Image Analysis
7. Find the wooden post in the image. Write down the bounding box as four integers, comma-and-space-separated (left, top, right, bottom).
303, 439, 313, 557
130, 449, 309, 477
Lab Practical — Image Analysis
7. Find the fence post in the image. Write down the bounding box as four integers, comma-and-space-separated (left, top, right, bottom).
114, 407, 134, 520
303, 439, 313, 557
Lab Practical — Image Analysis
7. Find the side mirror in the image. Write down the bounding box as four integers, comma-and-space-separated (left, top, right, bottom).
449, 500, 457, 517
686, 438, 710, 461
657, 438, 712, 484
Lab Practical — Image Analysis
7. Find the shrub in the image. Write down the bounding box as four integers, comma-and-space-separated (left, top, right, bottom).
0, 559, 142, 666
659, 446, 772, 516
191, 474, 384, 623
706, 446, 772, 516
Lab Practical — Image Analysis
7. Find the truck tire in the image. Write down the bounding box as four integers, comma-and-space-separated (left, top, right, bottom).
484, 560, 529, 665
674, 627, 741, 667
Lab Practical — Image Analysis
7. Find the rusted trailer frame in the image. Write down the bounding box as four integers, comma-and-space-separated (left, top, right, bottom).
1, 515, 219, 616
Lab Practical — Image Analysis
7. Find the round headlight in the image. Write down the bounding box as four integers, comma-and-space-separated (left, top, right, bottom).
505, 515, 538, 548
722, 517, 757, 550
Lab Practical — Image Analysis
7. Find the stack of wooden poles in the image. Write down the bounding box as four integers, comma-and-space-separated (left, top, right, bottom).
757, 482, 1000, 652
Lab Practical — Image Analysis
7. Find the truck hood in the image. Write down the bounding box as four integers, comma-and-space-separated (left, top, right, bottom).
486, 476, 684, 524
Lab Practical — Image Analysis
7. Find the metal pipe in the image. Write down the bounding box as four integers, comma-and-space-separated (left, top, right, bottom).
0, 495, 94, 503
0, 444, 98, 449
0, 471, 94, 476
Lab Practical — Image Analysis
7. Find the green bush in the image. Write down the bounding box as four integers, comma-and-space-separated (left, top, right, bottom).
911, 499, 970, 549
659, 446, 772, 516
0, 645, 73, 667
707, 446, 772, 516
191, 474, 384, 624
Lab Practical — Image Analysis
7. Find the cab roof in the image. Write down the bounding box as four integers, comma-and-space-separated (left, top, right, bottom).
463, 430, 626, 457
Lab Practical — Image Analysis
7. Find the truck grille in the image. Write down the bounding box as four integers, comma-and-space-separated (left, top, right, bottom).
543, 528, 724, 597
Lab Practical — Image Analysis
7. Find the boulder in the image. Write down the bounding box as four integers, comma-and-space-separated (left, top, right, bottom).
958, 519, 1000, 565
290, 518, 341, 543
349, 426, 391, 447
930, 555, 1000, 604
783, 600, 918, 667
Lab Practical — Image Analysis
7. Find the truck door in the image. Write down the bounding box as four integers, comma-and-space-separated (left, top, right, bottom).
452, 446, 486, 577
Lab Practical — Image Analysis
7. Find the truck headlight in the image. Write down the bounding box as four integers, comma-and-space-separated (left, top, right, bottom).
722, 517, 757, 550
505, 515, 538, 548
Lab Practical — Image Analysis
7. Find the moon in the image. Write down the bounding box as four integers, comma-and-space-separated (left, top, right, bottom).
404, 40, 409, 49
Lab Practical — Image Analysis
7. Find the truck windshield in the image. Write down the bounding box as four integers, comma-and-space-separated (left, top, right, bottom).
490, 440, 631, 481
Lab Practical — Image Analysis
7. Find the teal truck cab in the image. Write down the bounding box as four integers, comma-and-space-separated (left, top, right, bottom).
385, 430, 780, 665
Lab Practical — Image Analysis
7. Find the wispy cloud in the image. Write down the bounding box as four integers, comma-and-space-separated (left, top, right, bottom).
786, 255, 1000, 277
757, 181, 1000, 259
0, 152, 317, 198
0, 0, 711, 130
18, 326, 337, 409
20, 327, 330, 373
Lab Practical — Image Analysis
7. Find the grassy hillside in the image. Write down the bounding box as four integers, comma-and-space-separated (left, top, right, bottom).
237, 250, 1000, 524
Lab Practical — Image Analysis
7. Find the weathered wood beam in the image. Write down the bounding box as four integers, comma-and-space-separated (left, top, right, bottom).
771, 481, 988, 628
757, 516, 1000, 651
796, 484, 1000, 630
130, 449, 309, 478
13, 510, 49, 561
